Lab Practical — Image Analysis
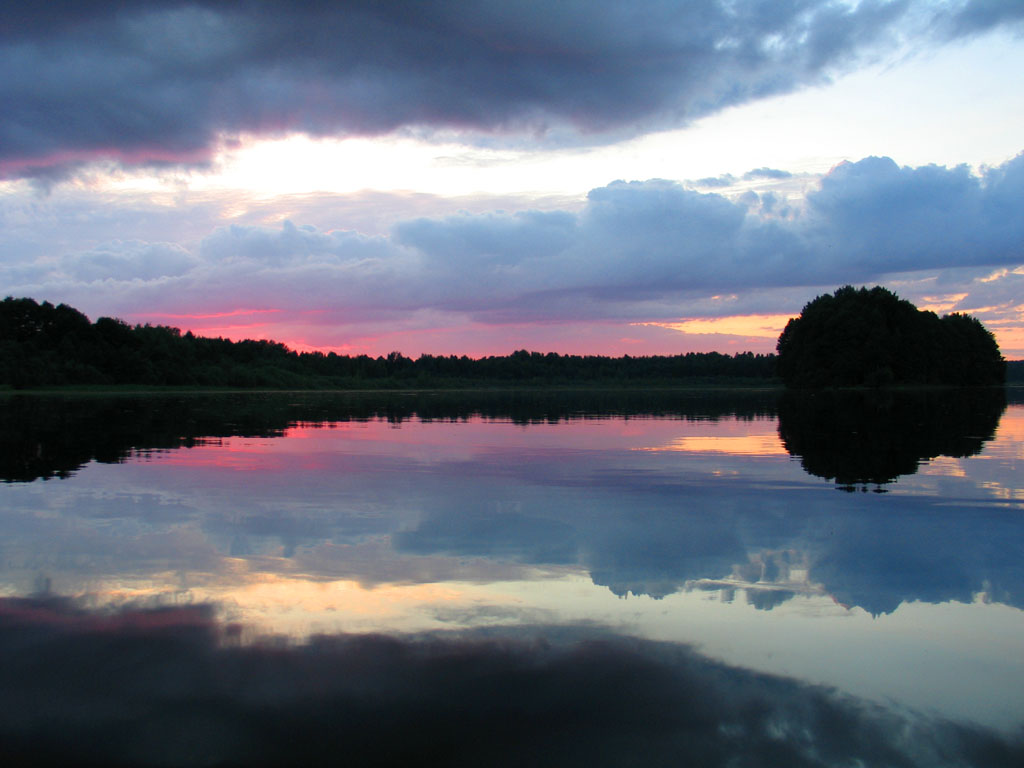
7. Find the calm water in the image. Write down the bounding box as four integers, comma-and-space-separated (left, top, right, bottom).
2, 389, 1022, 766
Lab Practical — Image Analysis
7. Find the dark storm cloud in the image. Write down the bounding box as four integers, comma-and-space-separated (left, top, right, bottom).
2, 596, 1022, 767
2, 0, 1016, 178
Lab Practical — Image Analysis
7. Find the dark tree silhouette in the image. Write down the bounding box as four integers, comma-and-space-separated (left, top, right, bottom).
1, 297, 778, 389
777, 388, 1006, 490
776, 286, 1005, 388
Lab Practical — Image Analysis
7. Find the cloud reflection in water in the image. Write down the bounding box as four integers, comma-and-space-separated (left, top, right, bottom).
1, 596, 1022, 768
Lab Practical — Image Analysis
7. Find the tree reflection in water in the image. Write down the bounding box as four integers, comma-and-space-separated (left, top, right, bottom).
777, 388, 1006, 491
0, 389, 778, 483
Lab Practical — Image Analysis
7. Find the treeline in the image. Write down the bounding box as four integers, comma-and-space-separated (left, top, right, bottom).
0, 298, 777, 389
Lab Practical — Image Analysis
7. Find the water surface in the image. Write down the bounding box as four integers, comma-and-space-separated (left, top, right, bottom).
2, 389, 1022, 765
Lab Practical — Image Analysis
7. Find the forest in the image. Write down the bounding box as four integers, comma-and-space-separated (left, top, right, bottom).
0, 297, 777, 389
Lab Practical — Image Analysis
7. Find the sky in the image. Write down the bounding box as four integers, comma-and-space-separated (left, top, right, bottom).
1, 1, 1023, 359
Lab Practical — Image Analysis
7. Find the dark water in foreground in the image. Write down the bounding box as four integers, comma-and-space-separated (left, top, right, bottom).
1, 389, 1022, 766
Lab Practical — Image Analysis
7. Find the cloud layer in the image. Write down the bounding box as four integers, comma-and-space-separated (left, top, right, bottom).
3, 0, 1022, 178
4, 153, 1022, 354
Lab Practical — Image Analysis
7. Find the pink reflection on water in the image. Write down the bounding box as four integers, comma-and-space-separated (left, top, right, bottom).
136, 414, 786, 474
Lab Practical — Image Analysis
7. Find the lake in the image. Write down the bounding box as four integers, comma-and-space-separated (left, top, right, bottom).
1, 388, 1022, 766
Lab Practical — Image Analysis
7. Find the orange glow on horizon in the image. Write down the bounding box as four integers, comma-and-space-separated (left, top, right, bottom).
636, 314, 793, 339
991, 325, 1024, 360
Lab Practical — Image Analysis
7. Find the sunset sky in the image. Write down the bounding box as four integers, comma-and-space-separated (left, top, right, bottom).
2, 1, 1022, 358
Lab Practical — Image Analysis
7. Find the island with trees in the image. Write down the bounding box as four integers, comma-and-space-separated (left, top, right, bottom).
775, 285, 1007, 388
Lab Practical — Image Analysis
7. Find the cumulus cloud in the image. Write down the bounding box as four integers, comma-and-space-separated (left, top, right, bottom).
387, 154, 1022, 321
803, 154, 1024, 274
2, 1, 1021, 178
